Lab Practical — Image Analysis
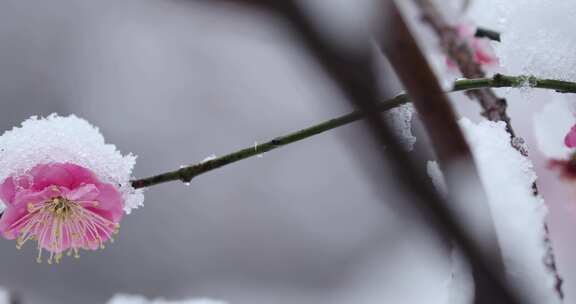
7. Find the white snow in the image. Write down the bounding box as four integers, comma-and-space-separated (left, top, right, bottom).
446, 248, 474, 304
427, 160, 448, 196
385, 103, 416, 151
0, 114, 144, 214
201, 154, 217, 163
466, 0, 576, 81
533, 97, 575, 159
107, 294, 226, 304
459, 118, 560, 303
0, 287, 9, 304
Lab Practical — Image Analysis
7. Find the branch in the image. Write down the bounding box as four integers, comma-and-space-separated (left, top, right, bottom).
413, 0, 523, 149
475, 27, 501, 42
454, 74, 576, 93
266, 1, 519, 302
131, 74, 576, 189
380, 4, 508, 302
413, 0, 564, 297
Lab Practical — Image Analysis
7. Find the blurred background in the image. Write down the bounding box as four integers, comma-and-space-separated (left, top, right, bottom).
0, 0, 575, 303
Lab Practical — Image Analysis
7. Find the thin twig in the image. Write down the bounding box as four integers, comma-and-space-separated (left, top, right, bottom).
131, 74, 576, 189
454, 74, 576, 93
131, 94, 406, 189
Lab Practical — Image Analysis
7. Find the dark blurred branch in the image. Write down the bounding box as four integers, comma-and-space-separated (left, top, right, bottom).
413, 0, 564, 298
273, 0, 519, 301
379, 2, 510, 303
9, 291, 21, 304
175, 0, 525, 302
475, 27, 501, 42
131, 74, 576, 189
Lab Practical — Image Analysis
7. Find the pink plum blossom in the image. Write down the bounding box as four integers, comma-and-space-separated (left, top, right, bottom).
0, 162, 123, 264
548, 124, 576, 179
564, 124, 576, 148
549, 158, 576, 180
446, 24, 499, 68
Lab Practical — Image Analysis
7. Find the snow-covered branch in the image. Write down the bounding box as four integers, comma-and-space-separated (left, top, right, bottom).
414, 0, 564, 297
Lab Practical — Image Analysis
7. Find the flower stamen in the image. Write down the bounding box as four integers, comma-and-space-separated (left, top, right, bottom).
10, 196, 119, 263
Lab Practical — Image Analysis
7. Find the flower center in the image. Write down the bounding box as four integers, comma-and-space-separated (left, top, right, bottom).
9, 193, 119, 264
46, 197, 74, 218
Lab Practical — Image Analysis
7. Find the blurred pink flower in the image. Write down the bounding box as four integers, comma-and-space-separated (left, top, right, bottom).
564, 124, 576, 148
549, 158, 576, 180
447, 24, 499, 68
550, 124, 576, 179
0, 162, 123, 264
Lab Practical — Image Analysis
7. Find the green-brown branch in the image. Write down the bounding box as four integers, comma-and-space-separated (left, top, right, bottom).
131, 74, 576, 189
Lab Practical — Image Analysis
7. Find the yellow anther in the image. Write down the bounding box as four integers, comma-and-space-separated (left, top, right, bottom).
14, 193, 117, 264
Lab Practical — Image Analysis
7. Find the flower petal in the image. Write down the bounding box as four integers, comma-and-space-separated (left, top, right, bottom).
67, 184, 99, 202
0, 202, 28, 239
29, 163, 98, 190
0, 177, 16, 206
62, 163, 99, 187
564, 124, 576, 148
91, 183, 124, 222
13, 187, 58, 208
29, 163, 75, 190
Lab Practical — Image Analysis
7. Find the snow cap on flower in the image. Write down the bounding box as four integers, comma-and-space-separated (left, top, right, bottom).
0, 114, 143, 213
0, 114, 144, 263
